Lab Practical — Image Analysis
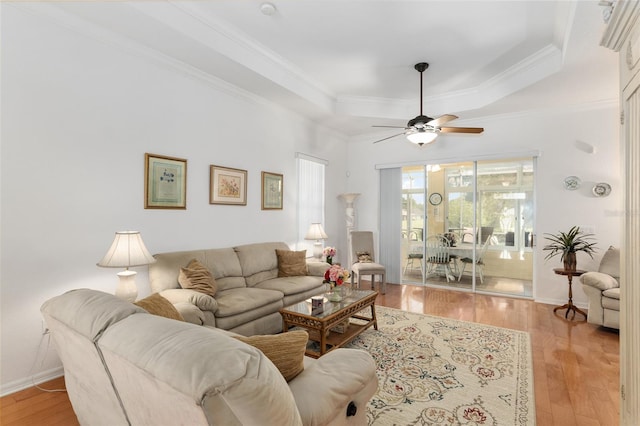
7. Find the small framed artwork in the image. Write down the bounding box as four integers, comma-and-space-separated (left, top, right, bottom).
261, 171, 283, 210
210, 165, 247, 205
144, 153, 187, 209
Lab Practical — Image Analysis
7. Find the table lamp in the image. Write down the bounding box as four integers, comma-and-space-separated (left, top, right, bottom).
97, 231, 156, 302
305, 223, 328, 260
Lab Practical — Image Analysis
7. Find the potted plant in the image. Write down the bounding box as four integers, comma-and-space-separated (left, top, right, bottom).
543, 226, 597, 271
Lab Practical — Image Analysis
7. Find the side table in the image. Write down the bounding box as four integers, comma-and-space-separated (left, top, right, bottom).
553, 268, 587, 320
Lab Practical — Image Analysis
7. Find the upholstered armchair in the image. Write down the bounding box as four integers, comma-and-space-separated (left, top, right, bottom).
579, 246, 620, 329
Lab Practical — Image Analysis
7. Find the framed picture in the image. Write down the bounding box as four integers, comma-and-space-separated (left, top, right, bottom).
261, 171, 283, 210
210, 165, 247, 205
144, 153, 187, 209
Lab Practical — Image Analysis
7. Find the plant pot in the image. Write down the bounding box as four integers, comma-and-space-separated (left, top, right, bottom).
563, 251, 577, 271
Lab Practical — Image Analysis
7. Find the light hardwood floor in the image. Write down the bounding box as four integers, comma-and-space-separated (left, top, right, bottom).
1, 283, 620, 425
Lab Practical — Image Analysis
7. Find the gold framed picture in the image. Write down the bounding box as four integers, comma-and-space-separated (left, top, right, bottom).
210, 165, 247, 205
261, 171, 283, 210
144, 153, 187, 209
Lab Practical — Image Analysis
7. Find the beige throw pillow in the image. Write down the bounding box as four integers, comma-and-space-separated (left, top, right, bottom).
357, 251, 373, 263
598, 246, 620, 278
276, 249, 308, 277
178, 259, 217, 297
134, 293, 184, 322
235, 330, 308, 381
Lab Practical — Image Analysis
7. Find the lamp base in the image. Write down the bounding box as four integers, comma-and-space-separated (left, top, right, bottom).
115, 270, 138, 302
313, 241, 323, 261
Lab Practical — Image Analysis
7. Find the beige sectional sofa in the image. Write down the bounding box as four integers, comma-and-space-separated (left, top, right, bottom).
41, 289, 378, 425
149, 242, 330, 335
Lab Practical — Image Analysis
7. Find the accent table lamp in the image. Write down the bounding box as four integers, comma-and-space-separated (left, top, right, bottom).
305, 223, 328, 261
97, 231, 156, 302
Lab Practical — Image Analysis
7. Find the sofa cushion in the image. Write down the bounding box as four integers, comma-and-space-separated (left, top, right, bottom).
603, 287, 620, 300
41, 289, 144, 341
256, 276, 324, 295
178, 259, 218, 297
213, 288, 284, 332
276, 249, 308, 277
235, 242, 289, 286
134, 293, 184, 321
149, 248, 245, 294
598, 246, 620, 278
234, 330, 308, 381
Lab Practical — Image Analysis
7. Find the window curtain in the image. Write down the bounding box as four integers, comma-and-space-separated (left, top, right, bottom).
379, 167, 402, 283
297, 153, 327, 254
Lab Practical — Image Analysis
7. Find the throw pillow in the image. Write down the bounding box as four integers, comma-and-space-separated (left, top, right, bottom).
178, 259, 217, 297
276, 249, 308, 277
134, 293, 184, 321
234, 330, 308, 382
598, 246, 620, 278
357, 251, 373, 263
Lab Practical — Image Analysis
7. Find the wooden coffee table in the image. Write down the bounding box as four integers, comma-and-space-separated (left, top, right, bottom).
279, 289, 378, 358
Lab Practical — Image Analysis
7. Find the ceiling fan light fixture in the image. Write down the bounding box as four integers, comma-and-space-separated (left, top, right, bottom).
407, 130, 438, 146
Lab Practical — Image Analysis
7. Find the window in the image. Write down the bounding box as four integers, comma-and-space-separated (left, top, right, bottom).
297, 153, 327, 255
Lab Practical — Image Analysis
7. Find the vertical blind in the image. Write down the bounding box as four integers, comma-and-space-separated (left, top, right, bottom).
379, 167, 402, 283
297, 153, 327, 254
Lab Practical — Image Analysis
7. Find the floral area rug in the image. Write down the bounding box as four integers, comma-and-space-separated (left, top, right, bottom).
345, 306, 535, 425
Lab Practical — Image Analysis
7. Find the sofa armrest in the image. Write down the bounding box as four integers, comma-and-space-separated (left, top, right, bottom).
289, 348, 377, 425
159, 289, 218, 313
172, 302, 205, 325
579, 271, 619, 291
306, 261, 331, 277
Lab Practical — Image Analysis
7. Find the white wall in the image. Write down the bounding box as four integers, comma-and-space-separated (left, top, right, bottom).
0, 5, 348, 394
346, 105, 621, 305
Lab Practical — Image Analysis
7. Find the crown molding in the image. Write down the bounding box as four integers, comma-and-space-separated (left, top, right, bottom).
336, 44, 563, 120
133, 1, 336, 112
601, 0, 640, 51
8, 2, 348, 139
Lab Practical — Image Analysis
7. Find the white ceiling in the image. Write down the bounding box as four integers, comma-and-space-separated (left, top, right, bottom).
38, 0, 618, 138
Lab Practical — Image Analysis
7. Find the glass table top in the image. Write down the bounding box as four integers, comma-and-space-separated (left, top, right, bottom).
281, 289, 376, 319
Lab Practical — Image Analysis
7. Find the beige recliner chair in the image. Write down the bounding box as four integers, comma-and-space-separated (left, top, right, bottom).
350, 231, 386, 294
579, 246, 620, 329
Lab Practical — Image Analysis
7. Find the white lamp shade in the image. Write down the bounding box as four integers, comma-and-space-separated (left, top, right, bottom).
407, 130, 438, 145
304, 223, 328, 240
97, 231, 156, 268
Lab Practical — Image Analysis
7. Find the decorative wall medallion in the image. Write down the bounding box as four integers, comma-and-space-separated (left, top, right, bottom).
563, 176, 581, 190
592, 182, 612, 197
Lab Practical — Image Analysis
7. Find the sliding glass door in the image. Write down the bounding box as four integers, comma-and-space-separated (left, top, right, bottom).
400, 158, 534, 297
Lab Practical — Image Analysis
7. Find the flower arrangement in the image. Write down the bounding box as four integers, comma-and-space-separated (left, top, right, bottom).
443, 232, 458, 246
323, 246, 336, 264
324, 264, 350, 286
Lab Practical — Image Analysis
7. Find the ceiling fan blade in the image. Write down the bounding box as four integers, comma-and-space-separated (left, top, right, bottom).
373, 132, 406, 144
427, 114, 458, 127
439, 126, 484, 134
372, 125, 407, 129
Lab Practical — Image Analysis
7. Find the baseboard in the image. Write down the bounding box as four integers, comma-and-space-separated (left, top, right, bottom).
0, 366, 64, 397
535, 297, 588, 310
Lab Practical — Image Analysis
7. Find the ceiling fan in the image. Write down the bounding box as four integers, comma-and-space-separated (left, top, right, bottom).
373, 62, 484, 146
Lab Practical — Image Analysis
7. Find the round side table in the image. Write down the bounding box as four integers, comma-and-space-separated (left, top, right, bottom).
553, 268, 587, 320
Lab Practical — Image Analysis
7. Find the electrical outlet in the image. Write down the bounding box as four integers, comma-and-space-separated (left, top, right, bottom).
41, 319, 50, 335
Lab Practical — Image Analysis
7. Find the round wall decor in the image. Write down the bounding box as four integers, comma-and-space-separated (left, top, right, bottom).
429, 192, 443, 205
563, 176, 581, 190
592, 182, 612, 197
